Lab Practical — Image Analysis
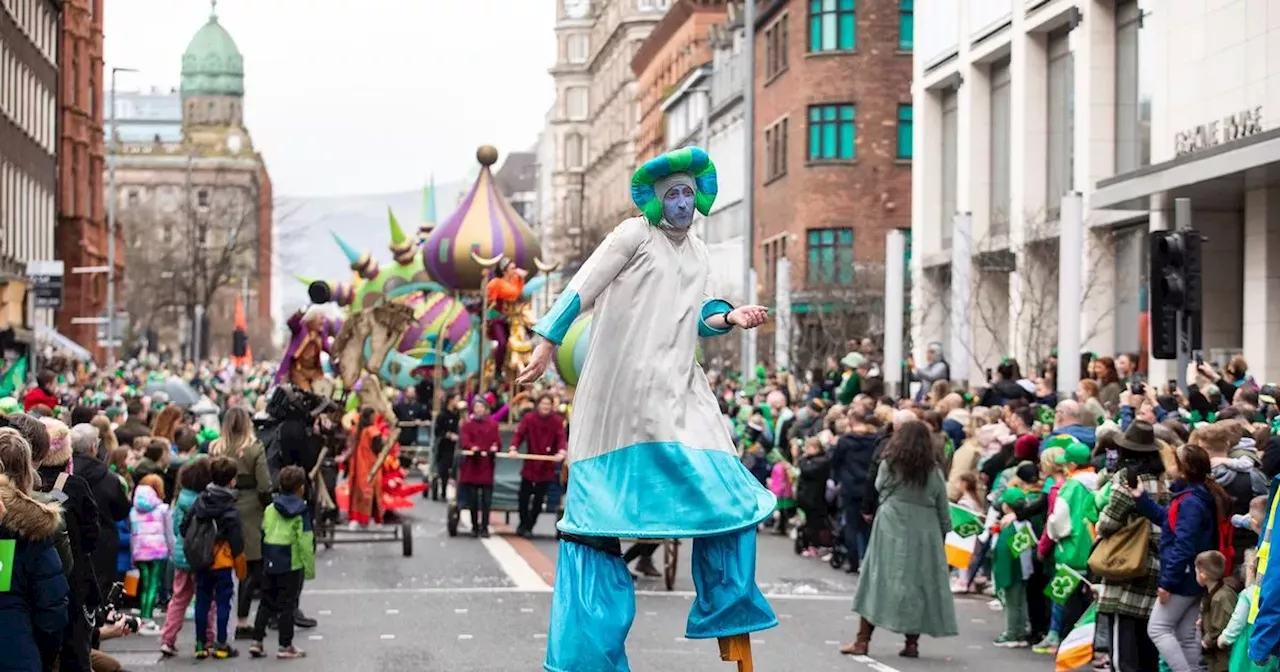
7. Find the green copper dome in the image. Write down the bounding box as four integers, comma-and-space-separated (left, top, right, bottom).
180, 6, 244, 97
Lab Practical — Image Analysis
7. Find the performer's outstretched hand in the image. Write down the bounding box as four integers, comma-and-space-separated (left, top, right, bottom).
727, 305, 770, 330
517, 341, 554, 386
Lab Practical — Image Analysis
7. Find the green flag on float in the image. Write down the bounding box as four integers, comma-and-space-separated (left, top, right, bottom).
950, 504, 984, 537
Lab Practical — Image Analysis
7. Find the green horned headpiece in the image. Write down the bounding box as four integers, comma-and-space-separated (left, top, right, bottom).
630, 146, 718, 225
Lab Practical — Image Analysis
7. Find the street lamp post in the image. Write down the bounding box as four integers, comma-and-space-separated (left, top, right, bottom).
106, 66, 137, 366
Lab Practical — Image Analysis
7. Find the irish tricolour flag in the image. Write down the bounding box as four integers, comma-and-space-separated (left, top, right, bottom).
945, 504, 984, 568
1055, 603, 1097, 671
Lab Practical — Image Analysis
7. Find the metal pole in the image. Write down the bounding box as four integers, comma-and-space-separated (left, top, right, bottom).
1174, 197, 1193, 384
1056, 193, 1084, 399
105, 70, 118, 366
740, 0, 756, 377
883, 231, 906, 398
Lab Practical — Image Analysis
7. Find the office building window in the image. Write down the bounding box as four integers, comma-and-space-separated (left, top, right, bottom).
941, 90, 958, 246
566, 87, 588, 120
764, 117, 789, 182
808, 0, 855, 53
764, 14, 789, 80
899, 0, 913, 51
1046, 29, 1074, 215
896, 104, 913, 160
567, 34, 589, 64
806, 228, 854, 285
990, 59, 1011, 234
1115, 0, 1151, 173
807, 104, 855, 161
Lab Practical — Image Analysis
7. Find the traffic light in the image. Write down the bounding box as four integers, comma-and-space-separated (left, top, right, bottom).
1149, 230, 1202, 359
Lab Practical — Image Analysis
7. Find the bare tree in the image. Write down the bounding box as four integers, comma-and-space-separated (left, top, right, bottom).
122, 172, 289, 359
913, 212, 1116, 377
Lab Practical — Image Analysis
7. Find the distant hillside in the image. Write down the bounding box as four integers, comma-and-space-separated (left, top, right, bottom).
273, 181, 467, 314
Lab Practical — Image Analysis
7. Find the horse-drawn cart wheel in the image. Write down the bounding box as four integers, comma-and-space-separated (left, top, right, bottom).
663, 540, 679, 591
401, 522, 414, 557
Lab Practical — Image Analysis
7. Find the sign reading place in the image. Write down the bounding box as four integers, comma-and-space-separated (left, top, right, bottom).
1175, 107, 1265, 156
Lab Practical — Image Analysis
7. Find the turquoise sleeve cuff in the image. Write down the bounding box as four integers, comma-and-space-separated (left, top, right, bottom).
533, 291, 582, 345
698, 298, 734, 338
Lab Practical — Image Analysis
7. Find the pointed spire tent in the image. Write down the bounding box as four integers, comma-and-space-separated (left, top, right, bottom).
418, 175, 438, 242
388, 209, 417, 266
331, 230, 379, 279
422, 146, 542, 290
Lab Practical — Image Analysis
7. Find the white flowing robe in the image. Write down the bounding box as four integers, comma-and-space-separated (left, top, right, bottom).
533, 217, 776, 538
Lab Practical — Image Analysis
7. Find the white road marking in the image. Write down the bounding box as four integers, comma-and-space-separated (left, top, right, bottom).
385, 609, 399, 615
380, 634, 395, 640
520, 607, 534, 613
779, 614, 793, 619
458, 634, 473, 640
824, 640, 840, 645
674, 637, 689, 642
533, 633, 547, 639
644, 611, 658, 616
852, 655, 901, 672
751, 639, 764, 644
303, 586, 851, 601
308, 635, 323, 641
480, 536, 553, 591
967, 645, 983, 649
455, 608, 468, 614
970, 617, 986, 623
317, 610, 332, 615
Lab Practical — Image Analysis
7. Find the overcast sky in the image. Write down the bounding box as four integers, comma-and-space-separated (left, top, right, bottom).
104, 0, 556, 197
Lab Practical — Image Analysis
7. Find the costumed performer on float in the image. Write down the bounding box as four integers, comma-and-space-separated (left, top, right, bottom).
517, 146, 777, 672
487, 257, 528, 375
276, 305, 338, 392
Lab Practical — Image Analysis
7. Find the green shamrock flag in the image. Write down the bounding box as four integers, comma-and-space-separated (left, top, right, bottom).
0, 539, 14, 592
950, 504, 984, 538
1045, 563, 1086, 605
1009, 522, 1037, 556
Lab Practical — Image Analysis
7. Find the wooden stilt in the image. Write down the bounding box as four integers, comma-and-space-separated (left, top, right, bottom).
717, 634, 754, 672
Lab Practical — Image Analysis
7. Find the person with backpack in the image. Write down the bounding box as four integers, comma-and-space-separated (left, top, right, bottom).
1129, 442, 1234, 672
181, 456, 247, 660
160, 459, 216, 657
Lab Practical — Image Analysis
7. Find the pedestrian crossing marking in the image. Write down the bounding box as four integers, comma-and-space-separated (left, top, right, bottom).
455, 608, 468, 614
386, 609, 399, 614
380, 634, 395, 640
458, 634, 474, 640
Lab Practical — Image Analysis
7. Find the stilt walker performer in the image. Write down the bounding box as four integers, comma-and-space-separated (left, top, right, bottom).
518, 146, 778, 672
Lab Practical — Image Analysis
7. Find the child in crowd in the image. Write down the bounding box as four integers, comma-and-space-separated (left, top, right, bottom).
1197, 549, 1239, 672
768, 443, 795, 535
183, 456, 247, 659
134, 438, 170, 483
160, 459, 216, 657
249, 465, 317, 659
956, 472, 984, 514
130, 473, 170, 635
1219, 497, 1278, 672
992, 487, 1033, 648
794, 436, 831, 556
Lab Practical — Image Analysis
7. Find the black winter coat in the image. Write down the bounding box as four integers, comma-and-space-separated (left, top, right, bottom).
795, 453, 832, 512
0, 474, 70, 672
72, 454, 129, 597
829, 433, 878, 503
183, 485, 245, 560
35, 465, 100, 609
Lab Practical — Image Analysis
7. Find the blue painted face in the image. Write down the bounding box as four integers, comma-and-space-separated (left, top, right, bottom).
662, 185, 696, 229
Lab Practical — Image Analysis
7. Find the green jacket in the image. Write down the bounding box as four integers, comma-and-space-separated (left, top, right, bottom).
260, 494, 316, 580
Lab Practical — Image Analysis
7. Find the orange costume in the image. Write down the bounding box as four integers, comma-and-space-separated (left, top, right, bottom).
486, 272, 525, 374
336, 415, 426, 519
345, 418, 387, 525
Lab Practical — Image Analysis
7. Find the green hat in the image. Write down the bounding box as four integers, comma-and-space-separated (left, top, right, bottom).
1000, 487, 1026, 508
1051, 438, 1093, 467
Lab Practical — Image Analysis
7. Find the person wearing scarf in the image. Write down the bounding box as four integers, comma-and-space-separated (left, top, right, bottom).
517, 147, 777, 671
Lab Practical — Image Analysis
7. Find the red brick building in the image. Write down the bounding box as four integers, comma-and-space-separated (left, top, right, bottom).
55, 0, 116, 357
752, 0, 912, 362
